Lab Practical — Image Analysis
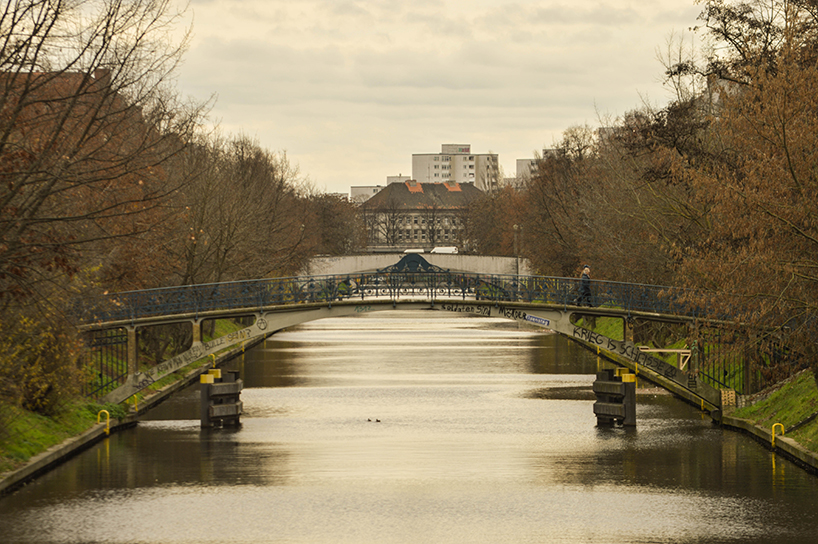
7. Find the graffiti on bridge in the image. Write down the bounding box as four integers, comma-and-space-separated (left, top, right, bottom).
439, 303, 491, 317
571, 326, 689, 386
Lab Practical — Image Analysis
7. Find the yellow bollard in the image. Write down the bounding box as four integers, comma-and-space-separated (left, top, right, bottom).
97, 409, 110, 436
772, 423, 784, 448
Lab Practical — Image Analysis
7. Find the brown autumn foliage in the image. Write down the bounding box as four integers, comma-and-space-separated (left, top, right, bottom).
511, 0, 818, 387
303, 192, 364, 256
519, 120, 705, 284
0, 1, 203, 305
678, 48, 818, 384
464, 185, 526, 257
522, 126, 596, 277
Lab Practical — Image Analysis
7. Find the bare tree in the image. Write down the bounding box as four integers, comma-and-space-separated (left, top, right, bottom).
0, 0, 205, 304
171, 134, 312, 285
0, 0, 204, 416
419, 200, 443, 247
303, 192, 363, 255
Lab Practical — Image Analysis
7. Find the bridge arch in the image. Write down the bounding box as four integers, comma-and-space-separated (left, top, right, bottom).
95, 297, 720, 416
79, 253, 724, 415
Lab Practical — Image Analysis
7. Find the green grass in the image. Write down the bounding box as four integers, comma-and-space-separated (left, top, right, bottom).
732, 370, 818, 452
0, 401, 111, 474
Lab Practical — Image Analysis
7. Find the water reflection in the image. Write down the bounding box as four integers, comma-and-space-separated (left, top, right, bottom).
1, 311, 817, 544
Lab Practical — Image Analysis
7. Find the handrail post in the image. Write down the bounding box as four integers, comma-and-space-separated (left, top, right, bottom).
97, 409, 110, 435
772, 423, 784, 448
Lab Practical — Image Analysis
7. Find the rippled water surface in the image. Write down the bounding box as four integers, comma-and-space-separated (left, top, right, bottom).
1, 311, 817, 543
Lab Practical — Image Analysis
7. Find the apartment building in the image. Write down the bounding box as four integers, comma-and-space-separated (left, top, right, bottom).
411, 144, 499, 192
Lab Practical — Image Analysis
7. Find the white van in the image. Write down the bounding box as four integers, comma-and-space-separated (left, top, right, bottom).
403, 248, 425, 253
430, 246, 458, 254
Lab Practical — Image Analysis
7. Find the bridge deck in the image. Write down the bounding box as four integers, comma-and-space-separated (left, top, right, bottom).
77, 257, 725, 416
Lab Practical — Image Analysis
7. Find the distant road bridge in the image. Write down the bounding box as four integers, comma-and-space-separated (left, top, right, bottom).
302, 253, 532, 276
78, 254, 724, 415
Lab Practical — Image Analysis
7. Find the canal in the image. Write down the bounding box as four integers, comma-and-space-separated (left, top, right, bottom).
1, 311, 817, 543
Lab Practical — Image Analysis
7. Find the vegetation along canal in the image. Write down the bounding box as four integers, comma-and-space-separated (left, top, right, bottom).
1, 311, 816, 543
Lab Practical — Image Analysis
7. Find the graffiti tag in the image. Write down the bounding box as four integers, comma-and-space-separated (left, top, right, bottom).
439, 303, 491, 317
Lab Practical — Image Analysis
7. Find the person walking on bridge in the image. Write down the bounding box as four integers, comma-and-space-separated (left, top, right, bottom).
578, 265, 592, 307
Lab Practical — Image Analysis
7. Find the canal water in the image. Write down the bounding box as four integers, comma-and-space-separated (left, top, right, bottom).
1, 311, 817, 543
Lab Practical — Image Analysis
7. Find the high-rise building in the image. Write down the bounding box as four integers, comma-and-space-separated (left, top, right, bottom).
412, 144, 499, 192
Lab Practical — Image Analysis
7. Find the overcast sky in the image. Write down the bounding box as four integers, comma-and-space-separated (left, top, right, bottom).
174, 1, 703, 195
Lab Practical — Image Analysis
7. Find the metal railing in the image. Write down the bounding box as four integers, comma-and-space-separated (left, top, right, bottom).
74, 271, 702, 325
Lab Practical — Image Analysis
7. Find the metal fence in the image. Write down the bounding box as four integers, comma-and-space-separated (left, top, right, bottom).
82, 327, 129, 400
74, 272, 703, 325
75, 271, 804, 399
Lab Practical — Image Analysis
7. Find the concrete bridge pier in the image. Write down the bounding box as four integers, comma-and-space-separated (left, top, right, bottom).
192, 319, 204, 346
624, 318, 634, 343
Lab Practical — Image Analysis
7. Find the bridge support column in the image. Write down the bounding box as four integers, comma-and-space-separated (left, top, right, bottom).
201, 369, 243, 428
127, 326, 138, 375
192, 319, 203, 345
592, 368, 636, 426
623, 318, 634, 343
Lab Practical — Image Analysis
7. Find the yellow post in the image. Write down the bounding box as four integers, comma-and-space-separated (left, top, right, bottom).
97, 410, 110, 436
772, 423, 784, 448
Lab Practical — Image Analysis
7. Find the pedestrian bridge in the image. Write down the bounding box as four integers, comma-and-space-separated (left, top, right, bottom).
78, 254, 722, 414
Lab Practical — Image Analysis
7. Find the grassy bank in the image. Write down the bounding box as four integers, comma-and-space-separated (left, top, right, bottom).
730, 370, 818, 453
0, 319, 245, 476
0, 401, 122, 474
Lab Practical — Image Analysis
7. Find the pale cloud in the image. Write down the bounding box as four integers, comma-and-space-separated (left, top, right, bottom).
176, 0, 702, 193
